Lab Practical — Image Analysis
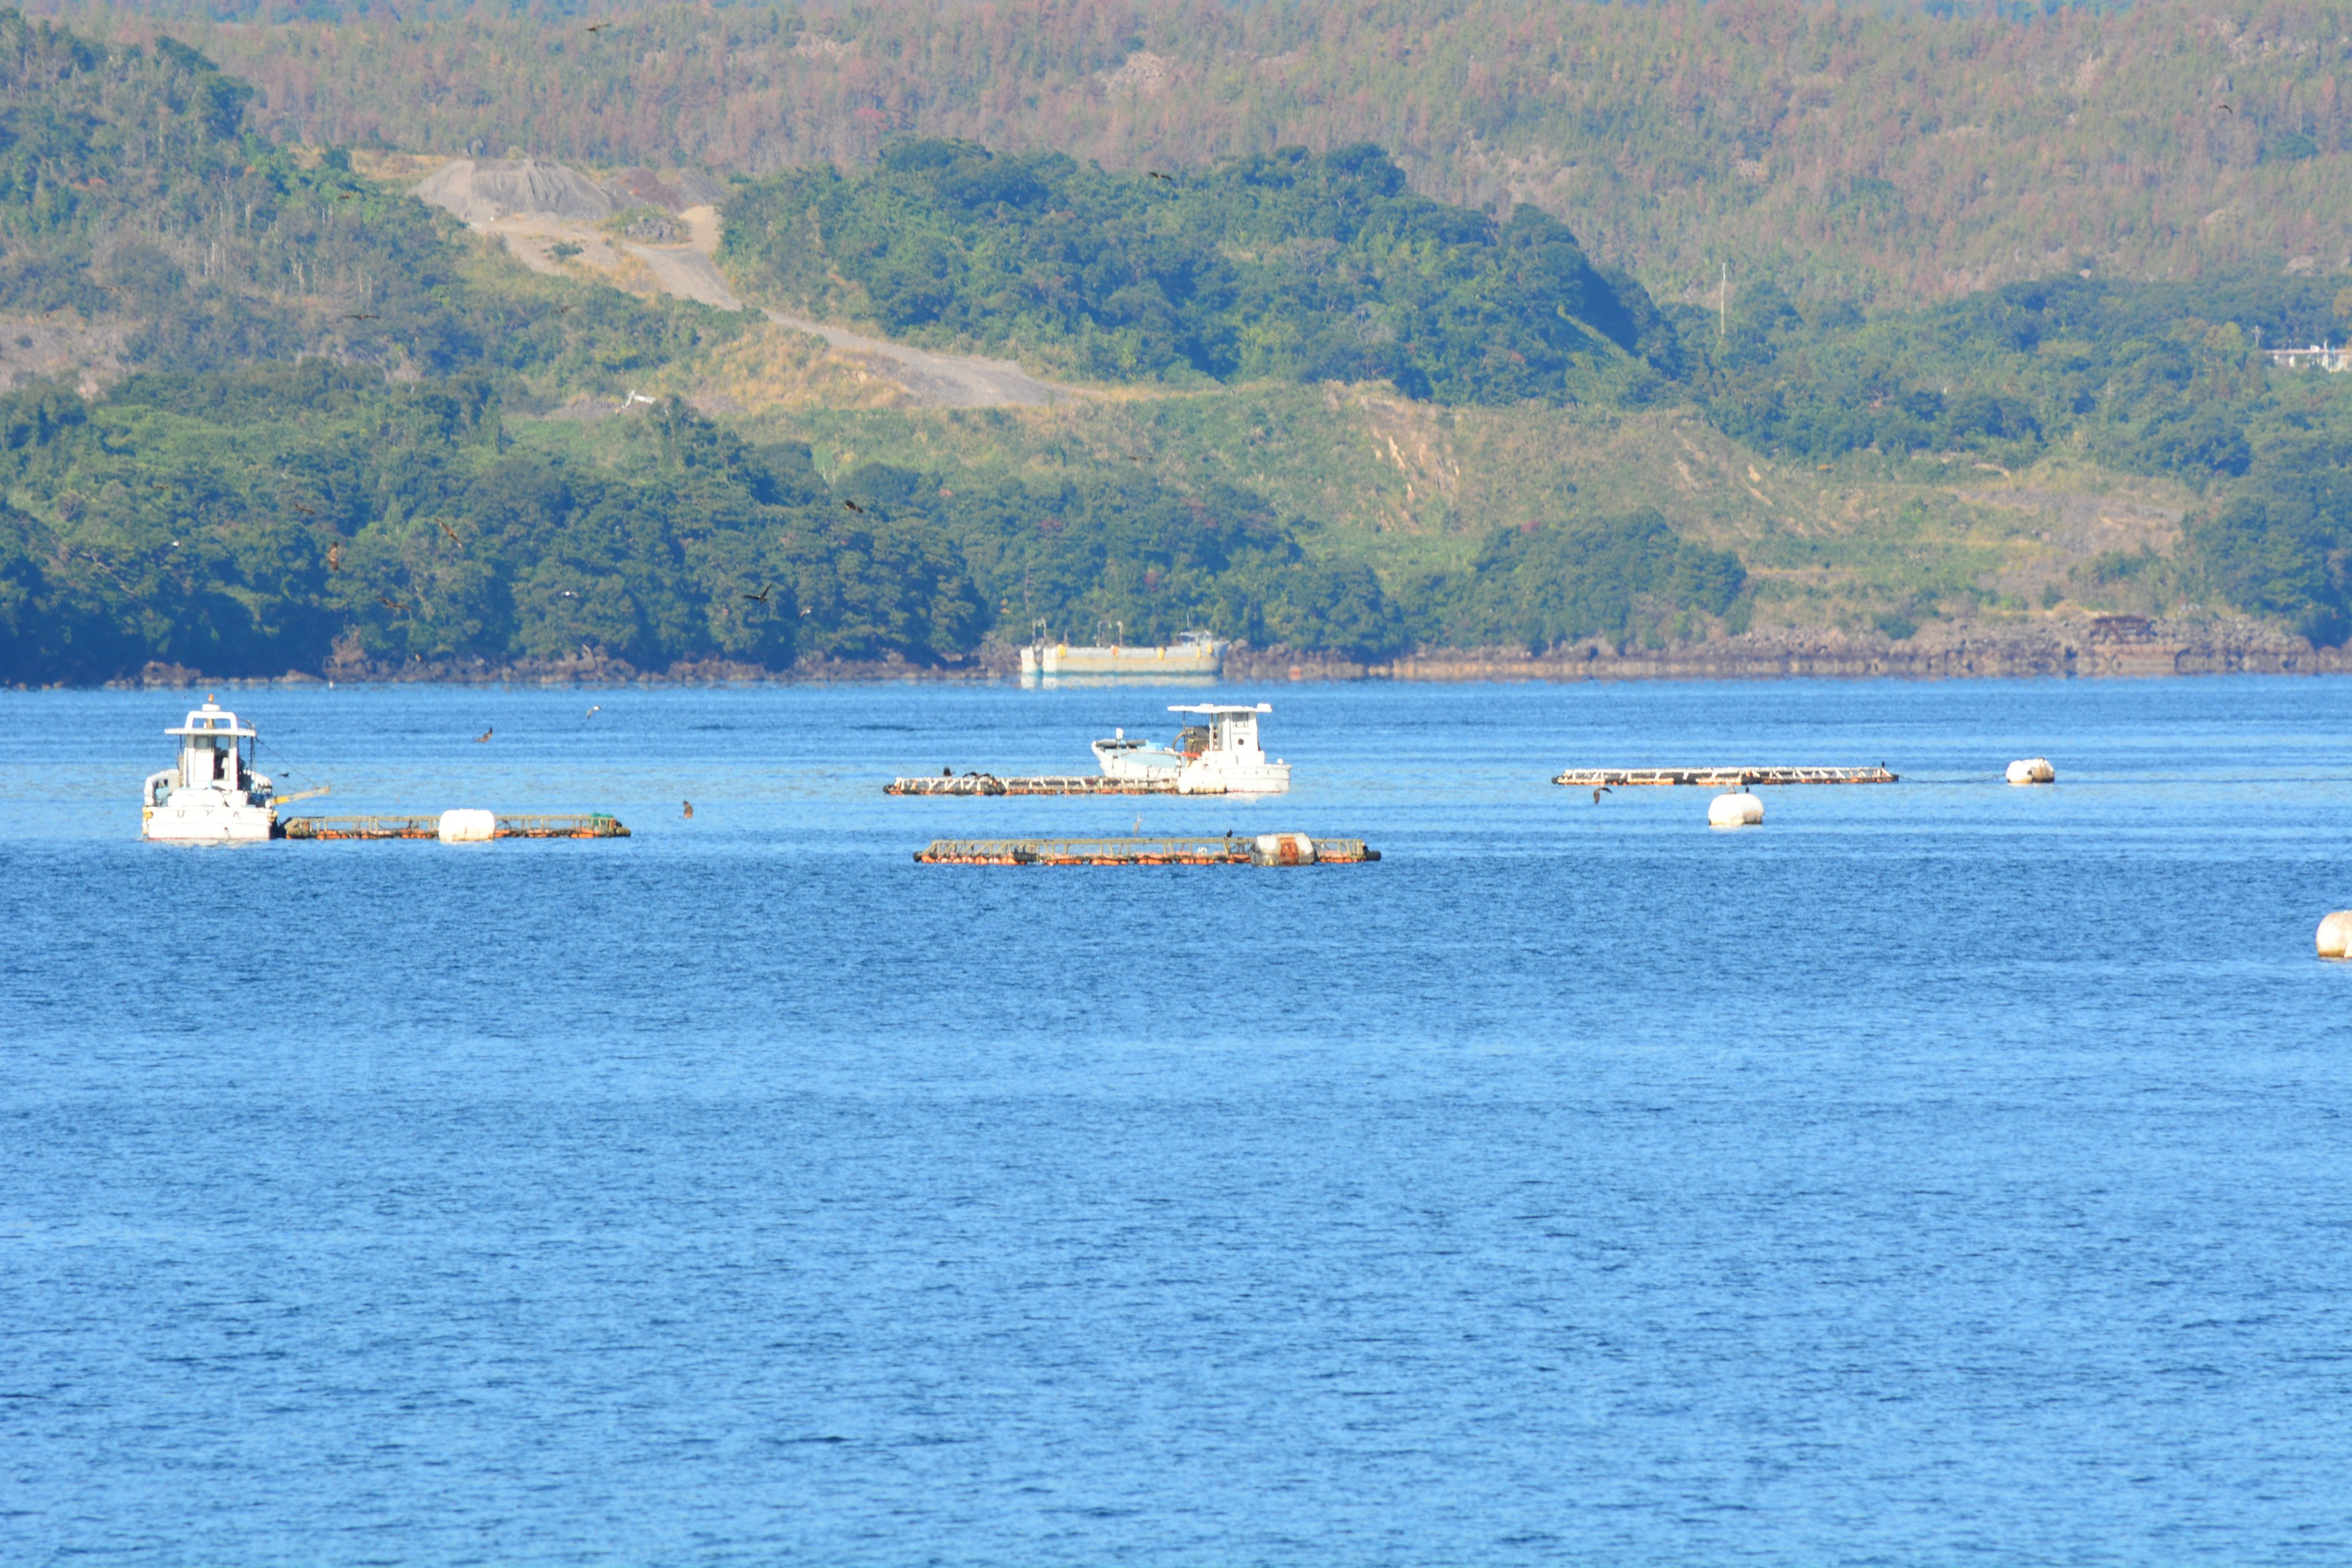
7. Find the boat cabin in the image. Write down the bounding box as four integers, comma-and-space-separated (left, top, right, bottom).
155, 696, 258, 802
1169, 702, 1272, 761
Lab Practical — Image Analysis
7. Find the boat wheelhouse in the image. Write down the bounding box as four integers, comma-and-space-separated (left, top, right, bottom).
143, 696, 278, 842
1168, 702, 1289, 795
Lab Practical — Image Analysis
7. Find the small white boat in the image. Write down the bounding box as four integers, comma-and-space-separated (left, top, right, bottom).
1169, 703, 1289, 795
142, 695, 279, 842
1091, 727, 1185, 780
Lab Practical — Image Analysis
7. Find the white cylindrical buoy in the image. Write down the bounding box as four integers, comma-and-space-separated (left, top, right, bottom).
1708, 791, 1765, 828
438, 807, 496, 843
2005, 758, 2056, 785
2318, 911, 2352, 959
1252, 831, 1317, 865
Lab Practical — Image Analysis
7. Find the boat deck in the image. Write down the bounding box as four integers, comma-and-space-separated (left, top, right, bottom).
281, 813, 630, 840
1552, 766, 1899, 788
888, 775, 1177, 796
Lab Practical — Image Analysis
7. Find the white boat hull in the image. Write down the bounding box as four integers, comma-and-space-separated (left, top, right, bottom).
143, 792, 277, 842
1177, 760, 1291, 796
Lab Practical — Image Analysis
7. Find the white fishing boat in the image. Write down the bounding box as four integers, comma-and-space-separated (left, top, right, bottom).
1090, 727, 1185, 780
1168, 702, 1289, 795
142, 695, 279, 842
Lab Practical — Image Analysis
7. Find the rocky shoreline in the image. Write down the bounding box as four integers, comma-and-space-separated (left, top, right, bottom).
1231, 616, 2352, 682
94, 616, 2352, 689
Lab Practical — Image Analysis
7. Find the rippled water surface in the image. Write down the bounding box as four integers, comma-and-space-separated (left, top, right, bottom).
4, 676, 2350, 1566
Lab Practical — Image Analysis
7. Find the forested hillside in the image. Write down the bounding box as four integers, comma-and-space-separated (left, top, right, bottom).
723, 138, 1676, 396
50, 0, 2352, 306
713, 127, 2352, 642
0, 364, 1751, 680
17, 2, 2352, 684
0, 12, 1749, 682
0, 10, 747, 382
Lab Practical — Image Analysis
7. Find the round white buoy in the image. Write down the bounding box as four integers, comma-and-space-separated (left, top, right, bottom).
2318, 911, 2352, 959
2005, 758, 2056, 785
1252, 831, 1317, 865
1708, 791, 1765, 828
437, 807, 496, 843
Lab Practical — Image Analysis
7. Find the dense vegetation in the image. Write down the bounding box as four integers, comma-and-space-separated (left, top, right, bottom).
725, 138, 1675, 398
0, 370, 1000, 680
0, 8, 1753, 684
20, 3, 2352, 679
716, 128, 2352, 641
94, 0, 2352, 307
1692, 272, 2352, 639
0, 365, 1752, 680
0, 8, 750, 383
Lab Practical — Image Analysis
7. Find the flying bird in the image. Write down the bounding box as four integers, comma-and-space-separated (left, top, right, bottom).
1592, 785, 1612, 804
586, 704, 601, 717
474, 728, 493, 743
291, 502, 319, 515
742, 584, 773, 603
1148, 171, 1172, 181
326, 543, 342, 571
584, 20, 609, 31
437, 519, 464, 549
342, 312, 379, 321
2219, 102, 2235, 113
842, 499, 865, 513
375, 594, 402, 609
682, 800, 694, 818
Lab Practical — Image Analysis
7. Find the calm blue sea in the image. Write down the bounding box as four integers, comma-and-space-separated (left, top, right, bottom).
3, 675, 2350, 1566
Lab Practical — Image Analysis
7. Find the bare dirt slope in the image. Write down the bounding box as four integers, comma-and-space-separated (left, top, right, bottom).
410, 158, 614, 225
409, 159, 1065, 408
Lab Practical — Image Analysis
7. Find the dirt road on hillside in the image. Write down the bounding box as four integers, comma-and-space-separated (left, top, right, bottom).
413, 158, 1066, 409
622, 241, 1061, 407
